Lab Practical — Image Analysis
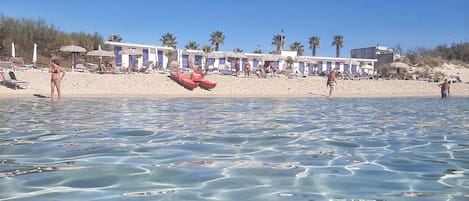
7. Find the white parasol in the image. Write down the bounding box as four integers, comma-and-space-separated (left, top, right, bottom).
11, 42, 15, 58
33, 43, 37, 66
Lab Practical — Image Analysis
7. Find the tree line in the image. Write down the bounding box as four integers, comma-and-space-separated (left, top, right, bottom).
403, 43, 469, 66
0, 15, 107, 67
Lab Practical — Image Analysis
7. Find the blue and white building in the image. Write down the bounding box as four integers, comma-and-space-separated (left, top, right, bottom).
105, 41, 377, 75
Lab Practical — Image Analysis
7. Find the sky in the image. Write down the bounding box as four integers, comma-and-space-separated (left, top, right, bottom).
1, 0, 468, 57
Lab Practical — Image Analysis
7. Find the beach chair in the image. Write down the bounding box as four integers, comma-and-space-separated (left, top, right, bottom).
74, 63, 86, 72
8, 71, 30, 89
0, 71, 29, 90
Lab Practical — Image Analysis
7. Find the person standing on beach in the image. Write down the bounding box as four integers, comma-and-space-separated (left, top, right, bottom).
327, 69, 337, 97
269, 62, 275, 78
439, 79, 450, 99
244, 60, 251, 78
235, 58, 241, 77
50, 58, 66, 100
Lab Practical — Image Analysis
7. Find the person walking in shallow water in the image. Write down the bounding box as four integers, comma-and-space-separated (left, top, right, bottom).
439, 79, 450, 99
50, 58, 66, 100
327, 69, 337, 97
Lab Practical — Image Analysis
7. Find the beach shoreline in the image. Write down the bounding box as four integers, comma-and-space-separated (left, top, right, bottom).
1, 69, 469, 99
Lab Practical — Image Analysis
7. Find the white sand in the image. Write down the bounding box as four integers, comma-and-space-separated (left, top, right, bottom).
1, 66, 469, 99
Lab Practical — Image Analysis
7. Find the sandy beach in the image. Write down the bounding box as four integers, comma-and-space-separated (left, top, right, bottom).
1, 66, 469, 99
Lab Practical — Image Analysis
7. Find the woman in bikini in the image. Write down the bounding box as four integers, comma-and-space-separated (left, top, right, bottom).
50, 59, 66, 100
244, 60, 251, 78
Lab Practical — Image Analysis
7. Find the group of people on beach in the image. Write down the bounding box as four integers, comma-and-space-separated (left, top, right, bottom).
231, 59, 285, 79
46, 57, 453, 100
233, 58, 255, 78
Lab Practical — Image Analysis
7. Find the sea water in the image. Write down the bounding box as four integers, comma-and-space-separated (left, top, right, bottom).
0, 97, 468, 201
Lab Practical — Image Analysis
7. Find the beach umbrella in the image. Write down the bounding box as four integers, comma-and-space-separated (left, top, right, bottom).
119, 48, 142, 56
390, 62, 409, 78
390, 62, 409, 69
295, 56, 315, 63
87, 45, 115, 71
86, 50, 115, 57
204, 51, 225, 58
11, 42, 15, 58
33, 43, 37, 66
224, 52, 245, 58
245, 53, 263, 60
60, 45, 87, 53
262, 54, 284, 61
119, 48, 142, 68
87, 50, 115, 70
60, 45, 87, 68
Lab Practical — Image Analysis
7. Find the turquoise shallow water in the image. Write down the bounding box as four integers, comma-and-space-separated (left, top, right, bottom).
0, 97, 468, 201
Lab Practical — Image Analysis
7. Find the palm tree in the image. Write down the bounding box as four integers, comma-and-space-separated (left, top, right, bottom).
290, 42, 304, 56
272, 34, 285, 53
201, 45, 212, 53
107, 34, 122, 42
233, 48, 243, 53
210, 31, 225, 51
308, 36, 320, 56
160, 33, 177, 67
160, 33, 177, 48
185, 41, 199, 50
332, 34, 344, 57
164, 51, 175, 67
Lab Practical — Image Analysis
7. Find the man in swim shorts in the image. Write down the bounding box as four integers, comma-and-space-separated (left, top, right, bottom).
327, 69, 337, 97
439, 79, 450, 99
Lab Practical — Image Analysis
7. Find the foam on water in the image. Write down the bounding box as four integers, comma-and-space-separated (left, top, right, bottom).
0, 97, 468, 201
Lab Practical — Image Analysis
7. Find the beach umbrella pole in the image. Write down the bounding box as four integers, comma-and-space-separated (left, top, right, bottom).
72, 53, 75, 71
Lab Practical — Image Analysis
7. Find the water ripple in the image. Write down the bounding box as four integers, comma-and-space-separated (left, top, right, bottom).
0, 97, 468, 200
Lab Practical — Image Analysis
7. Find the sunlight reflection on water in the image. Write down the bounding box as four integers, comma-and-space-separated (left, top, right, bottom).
0, 97, 468, 201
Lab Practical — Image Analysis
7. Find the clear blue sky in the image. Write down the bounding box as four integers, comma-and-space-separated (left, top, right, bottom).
1, 0, 468, 57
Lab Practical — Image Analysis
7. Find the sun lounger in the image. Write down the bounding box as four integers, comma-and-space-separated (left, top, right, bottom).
0, 71, 29, 90
74, 64, 86, 72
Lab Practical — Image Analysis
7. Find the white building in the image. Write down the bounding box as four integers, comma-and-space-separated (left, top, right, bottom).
105, 41, 175, 69
105, 41, 377, 75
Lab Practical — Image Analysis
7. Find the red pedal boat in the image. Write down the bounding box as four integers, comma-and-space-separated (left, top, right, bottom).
190, 70, 217, 90
197, 79, 217, 90
170, 71, 198, 90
